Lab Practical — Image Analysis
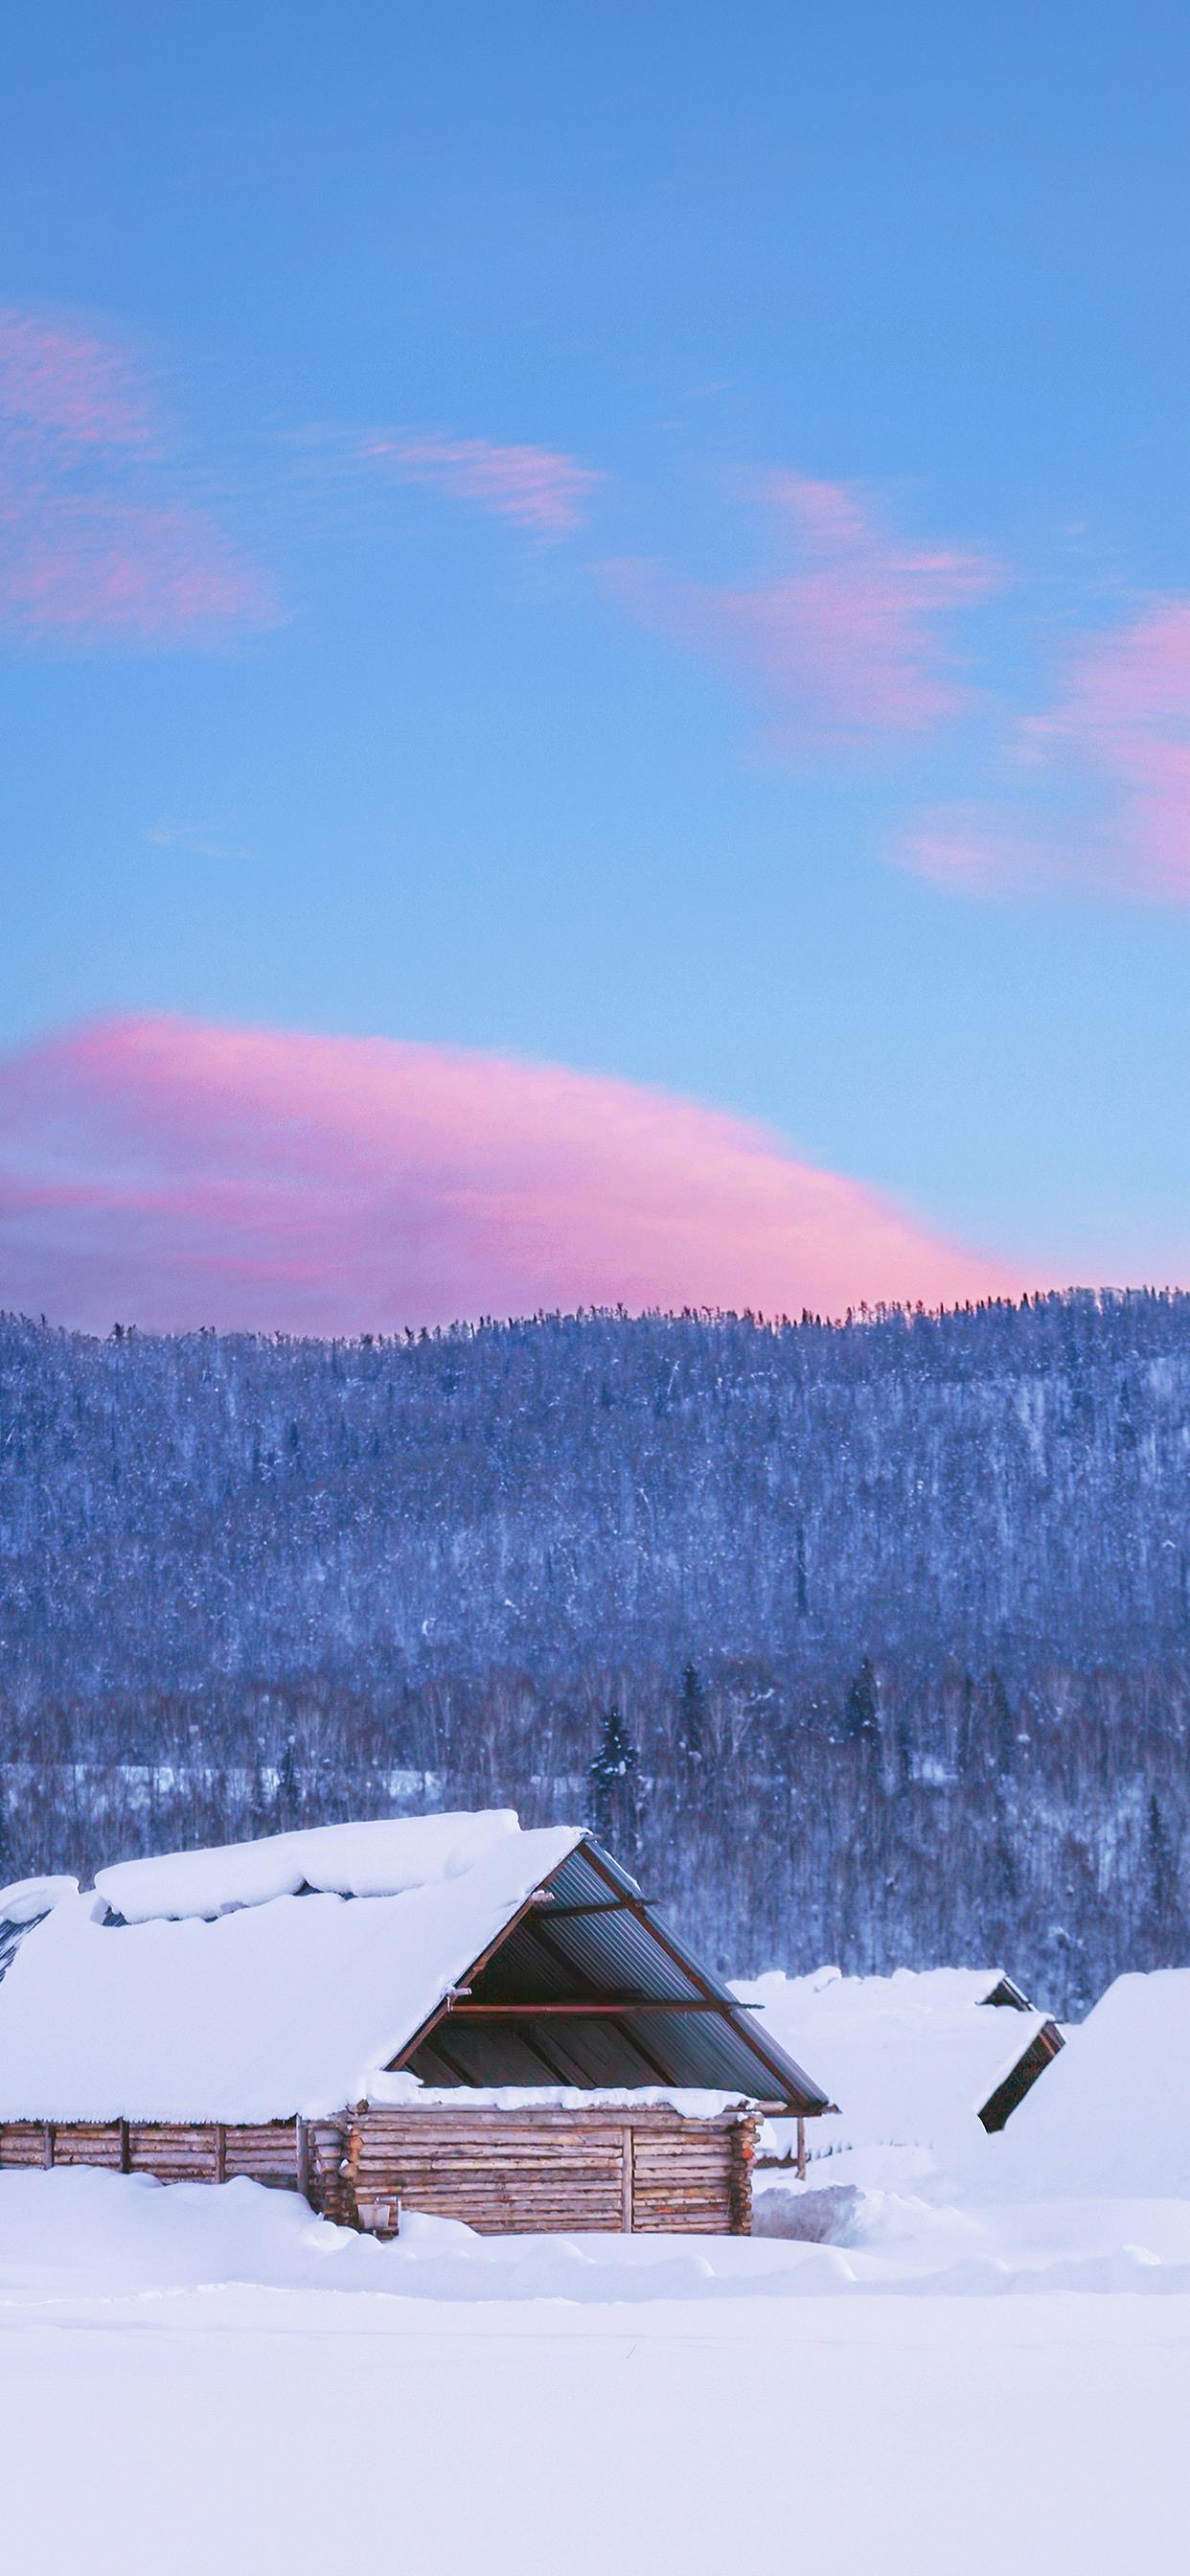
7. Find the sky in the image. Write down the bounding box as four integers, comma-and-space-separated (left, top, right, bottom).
3, 1, 1190, 1332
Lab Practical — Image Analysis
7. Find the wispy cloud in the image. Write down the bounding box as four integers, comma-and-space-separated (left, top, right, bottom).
0, 308, 153, 450
0, 307, 274, 647
0, 1015, 1010, 1335
144, 820, 255, 865
899, 601, 1190, 905
361, 432, 604, 539
605, 473, 1002, 748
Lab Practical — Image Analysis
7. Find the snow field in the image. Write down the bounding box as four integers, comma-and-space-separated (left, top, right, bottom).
3, 1960, 1187, 2572
1, 2181, 1186, 2576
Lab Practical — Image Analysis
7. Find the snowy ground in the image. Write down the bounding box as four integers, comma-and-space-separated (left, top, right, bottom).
1, 2169, 1188, 2574
3, 1966, 1188, 2573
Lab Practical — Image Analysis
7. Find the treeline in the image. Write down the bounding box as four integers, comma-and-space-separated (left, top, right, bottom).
1, 1293, 1188, 2012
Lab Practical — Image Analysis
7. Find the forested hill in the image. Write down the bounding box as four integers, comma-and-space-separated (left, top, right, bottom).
2, 1292, 1188, 2011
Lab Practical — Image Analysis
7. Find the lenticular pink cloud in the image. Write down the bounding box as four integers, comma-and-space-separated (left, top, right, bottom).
606, 474, 1001, 747
897, 602, 1190, 905
0, 306, 273, 646
0, 1017, 1009, 1335
364, 433, 603, 538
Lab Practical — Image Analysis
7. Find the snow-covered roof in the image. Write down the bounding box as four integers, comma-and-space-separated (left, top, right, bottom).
0, 1875, 80, 1931
93, 1812, 525, 1922
734, 1966, 1058, 2178
0, 1817, 582, 2121
998, 1968, 1190, 2197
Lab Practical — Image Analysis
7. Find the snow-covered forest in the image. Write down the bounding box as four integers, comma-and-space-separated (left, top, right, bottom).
2, 1290, 1187, 2012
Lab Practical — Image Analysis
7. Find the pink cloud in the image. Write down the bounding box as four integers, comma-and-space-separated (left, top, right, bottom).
605, 474, 1002, 747
363, 433, 603, 538
0, 1016, 1011, 1335
0, 308, 273, 645
0, 308, 154, 449
0, 497, 271, 638
898, 603, 1190, 904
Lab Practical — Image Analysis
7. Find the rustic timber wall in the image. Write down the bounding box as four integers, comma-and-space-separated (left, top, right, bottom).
0, 2119, 350, 2220
0, 2105, 757, 2236
345, 2104, 757, 2237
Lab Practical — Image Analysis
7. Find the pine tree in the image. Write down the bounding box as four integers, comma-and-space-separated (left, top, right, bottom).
275, 1737, 299, 1824
1138, 1791, 1184, 1966
587, 1707, 640, 1849
676, 1662, 705, 1765
844, 1657, 879, 1743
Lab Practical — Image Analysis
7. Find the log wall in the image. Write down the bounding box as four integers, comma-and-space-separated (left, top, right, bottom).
0, 2118, 350, 2220
345, 2104, 757, 2237
0, 2105, 756, 2236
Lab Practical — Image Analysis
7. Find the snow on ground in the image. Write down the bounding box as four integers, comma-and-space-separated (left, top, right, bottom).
0, 2173, 1186, 2576
2, 1965, 1188, 2574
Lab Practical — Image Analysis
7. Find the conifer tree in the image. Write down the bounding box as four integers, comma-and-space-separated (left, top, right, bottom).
676, 1662, 706, 1765
587, 1706, 640, 1849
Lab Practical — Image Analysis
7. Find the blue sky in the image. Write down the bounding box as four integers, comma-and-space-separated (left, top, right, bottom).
3, 2, 1190, 1326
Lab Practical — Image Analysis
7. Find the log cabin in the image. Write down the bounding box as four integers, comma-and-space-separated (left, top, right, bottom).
0, 1814, 831, 2235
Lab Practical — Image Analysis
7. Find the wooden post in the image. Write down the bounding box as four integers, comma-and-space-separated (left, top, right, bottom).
214, 2123, 226, 2184
119, 2118, 129, 2174
42, 2123, 55, 2170
795, 2115, 807, 2181
621, 2123, 634, 2234
295, 2116, 309, 2201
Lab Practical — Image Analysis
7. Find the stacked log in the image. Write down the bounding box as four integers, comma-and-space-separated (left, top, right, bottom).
344, 2104, 758, 2237
0, 2104, 756, 2235
0, 2114, 348, 2214
46, 2122, 125, 2170
0, 2122, 72, 2169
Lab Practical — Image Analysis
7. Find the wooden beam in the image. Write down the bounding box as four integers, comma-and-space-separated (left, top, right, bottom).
295, 2116, 309, 2198
537, 1898, 659, 1919
444, 1999, 761, 2017
621, 2127, 633, 2234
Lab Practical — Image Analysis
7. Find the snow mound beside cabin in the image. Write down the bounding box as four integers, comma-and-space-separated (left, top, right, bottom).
993, 1968, 1190, 2199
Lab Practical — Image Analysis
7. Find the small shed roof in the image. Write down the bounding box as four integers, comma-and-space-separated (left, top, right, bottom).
0, 1814, 828, 2124
735, 1964, 1062, 2172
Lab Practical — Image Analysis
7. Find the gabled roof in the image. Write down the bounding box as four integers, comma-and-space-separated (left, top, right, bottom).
0, 1815, 828, 2123
735, 1964, 1062, 2165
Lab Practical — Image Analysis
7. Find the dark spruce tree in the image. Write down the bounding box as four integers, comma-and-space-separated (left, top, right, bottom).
587, 1707, 640, 1852
844, 1656, 879, 1744
676, 1662, 706, 1765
